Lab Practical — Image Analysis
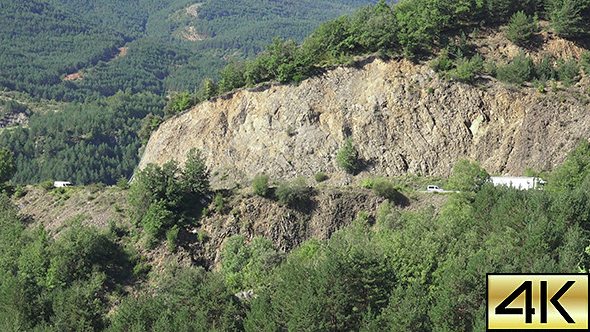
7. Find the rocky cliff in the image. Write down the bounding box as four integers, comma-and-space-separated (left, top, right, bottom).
140, 54, 590, 185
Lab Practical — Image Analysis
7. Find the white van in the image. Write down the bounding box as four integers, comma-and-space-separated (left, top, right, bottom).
427, 185, 443, 192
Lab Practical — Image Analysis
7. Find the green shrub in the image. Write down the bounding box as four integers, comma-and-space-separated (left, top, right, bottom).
141, 200, 174, 237
506, 11, 537, 46
497, 52, 534, 84
557, 57, 580, 87
166, 225, 179, 252
581, 51, 590, 75
372, 178, 400, 201
12, 185, 27, 198
276, 177, 310, 206
314, 172, 328, 182
430, 51, 454, 72
133, 262, 151, 278
41, 180, 55, 191
446, 159, 490, 192
0, 147, 16, 183
534, 56, 556, 81
550, 0, 589, 38
214, 193, 224, 213
484, 59, 498, 76
546, 140, 590, 192
252, 174, 270, 197
116, 177, 130, 190
447, 54, 484, 83
337, 138, 359, 174
359, 178, 376, 188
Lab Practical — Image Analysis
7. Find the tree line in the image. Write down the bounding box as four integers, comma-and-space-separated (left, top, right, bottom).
206, 0, 590, 95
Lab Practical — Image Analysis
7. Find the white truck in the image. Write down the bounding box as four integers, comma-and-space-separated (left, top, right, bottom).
490, 177, 545, 190
54, 181, 72, 188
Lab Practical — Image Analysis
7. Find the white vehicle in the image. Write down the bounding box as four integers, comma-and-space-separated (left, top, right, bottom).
54, 181, 72, 188
490, 177, 545, 190
427, 185, 444, 192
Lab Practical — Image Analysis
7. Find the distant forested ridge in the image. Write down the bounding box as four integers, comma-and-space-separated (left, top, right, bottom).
0, 0, 377, 102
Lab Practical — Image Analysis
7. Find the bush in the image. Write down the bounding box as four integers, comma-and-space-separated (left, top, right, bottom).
0, 147, 16, 183
447, 54, 484, 83
506, 11, 537, 46
141, 200, 174, 237
359, 178, 376, 188
252, 174, 270, 197
446, 159, 490, 192
214, 193, 224, 213
484, 59, 498, 76
166, 225, 179, 252
372, 178, 400, 201
557, 57, 580, 87
497, 52, 534, 84
314, 172, 328, 182
276, 177, 310, 206
430, 51, 454, 72
337, 138, 359, 174
138, 113, 164, 144
534, 56, 556, 81
41, 180, 55, 191
581, 51, 590, 75
12, 185, 27, 198
546, 140, 590, 192
133, 262, 152, 278
550, 0, 589, 38
116, 176, 130, 190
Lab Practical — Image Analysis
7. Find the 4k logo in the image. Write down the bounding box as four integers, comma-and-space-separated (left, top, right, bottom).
487, 274, 589, 330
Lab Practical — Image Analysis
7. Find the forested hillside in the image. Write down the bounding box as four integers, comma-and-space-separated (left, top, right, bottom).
0, 90, 165, 185
0, 0, 377, 102
1, 0, 590, 328
1, 142, 590, 331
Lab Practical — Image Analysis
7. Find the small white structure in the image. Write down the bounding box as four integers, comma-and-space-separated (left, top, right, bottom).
490, 177, 545, 190
54, 181, 72, 188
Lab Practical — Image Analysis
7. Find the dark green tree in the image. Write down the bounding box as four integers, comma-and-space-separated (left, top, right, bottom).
496, 52, 535, 84
138, 113, 164, 145
0, 147, 16, 183
546, 140, 590, 192
337, 138, 359, 174
446, 159, 490, 192
197, 78, 218, 101
252, 173, 270, 197
219, 58, 247, 93
129, 148, 210, 237
550, 0, 590, 38
506, 11, 538, 46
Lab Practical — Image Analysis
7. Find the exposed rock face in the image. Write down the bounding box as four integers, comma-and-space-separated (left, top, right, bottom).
0, 109, 28, 128
140, 56, 590, 185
